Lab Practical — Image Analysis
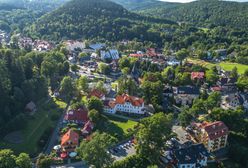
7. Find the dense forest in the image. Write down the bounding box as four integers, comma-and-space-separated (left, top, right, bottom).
25, 0, 175, 44
111, 0, 179, 10
0, 48, 69, 136
139, 0, 248, 29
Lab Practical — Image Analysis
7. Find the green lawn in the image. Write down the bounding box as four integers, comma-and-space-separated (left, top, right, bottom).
102, 114, 138, 140
0, 98, 66, 155
187, 58, 248, 74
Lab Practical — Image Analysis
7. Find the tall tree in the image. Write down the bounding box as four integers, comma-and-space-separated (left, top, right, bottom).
136, 113, 173, 163
60, 76, 76, 100
77, 132, 116, 168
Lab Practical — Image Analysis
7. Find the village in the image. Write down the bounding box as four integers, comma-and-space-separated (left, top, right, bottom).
2, 34, 248, 168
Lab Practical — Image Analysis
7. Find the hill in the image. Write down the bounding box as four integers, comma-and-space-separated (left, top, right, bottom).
140, 0, 248, 29
110, 0, 179, 10
26, 0, 175, 43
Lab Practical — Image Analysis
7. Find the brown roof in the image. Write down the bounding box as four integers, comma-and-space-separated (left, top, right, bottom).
198, 121, 229, 140
115, 94, 144, 107
89, 89, 105, 99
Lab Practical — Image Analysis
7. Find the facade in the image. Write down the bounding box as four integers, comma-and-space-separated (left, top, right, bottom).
104, 94, 145, 114
61, 129, 79, 152
221, 93, 244, 110
81, 120, 94, 135
191, 121, 229, 152
174, 86, 200, 106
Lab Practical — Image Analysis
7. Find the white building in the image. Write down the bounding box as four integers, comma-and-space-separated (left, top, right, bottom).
104, 94, 145, 114
192, 121, 229, 152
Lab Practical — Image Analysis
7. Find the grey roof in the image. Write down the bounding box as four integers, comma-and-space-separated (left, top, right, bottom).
176, 86, 200, 95
174, 144, 209, 165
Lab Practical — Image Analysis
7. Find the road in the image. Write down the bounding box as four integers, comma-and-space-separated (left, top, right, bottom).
44, 103, 69, 154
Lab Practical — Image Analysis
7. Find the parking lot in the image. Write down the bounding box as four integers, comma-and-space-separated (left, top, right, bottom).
110, 140, 136, 161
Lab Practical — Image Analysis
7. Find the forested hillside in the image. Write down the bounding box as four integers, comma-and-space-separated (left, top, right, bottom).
26, 0, 175, 43
140, 0, 248, 29
111, 0, 179, 10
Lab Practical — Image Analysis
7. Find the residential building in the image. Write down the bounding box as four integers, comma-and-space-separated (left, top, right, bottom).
221, 93, 244, 110
104, 94, 145, 114
217, 77, 237, 94
61, 129, 79, 152
174, 86, 200, 106
88, 89, 105, 100
100, 49, 119, 60
63, 108, 88, 124
191, 72, 205, 80
191, 121, 229, 152
162, 144, 209, 168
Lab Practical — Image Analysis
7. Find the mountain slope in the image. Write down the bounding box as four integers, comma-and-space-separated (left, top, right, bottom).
26, 0, 175, 42
110, 0, 179, 10
140, 0, 248, 29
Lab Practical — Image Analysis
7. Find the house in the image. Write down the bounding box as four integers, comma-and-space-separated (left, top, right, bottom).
191, 121, 229, 152
100, 49, 119, 60
221, 93, 244, 110
217, 77, 237, 93
174, 86, 200, 106
64, 108, 88, 124
64, 40, 85, 52
88, 89, 105, 100
162, 144, 209, 168
61, 129, 79, 152
81, 120, 94, 135
191, 72, 205, 80
104, 94, 145, 115
25, 101, 37, 115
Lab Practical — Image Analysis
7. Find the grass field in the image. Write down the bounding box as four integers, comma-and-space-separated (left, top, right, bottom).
103, 114, 138, 140
0, 98, 67, 155
187, 58, 248, 74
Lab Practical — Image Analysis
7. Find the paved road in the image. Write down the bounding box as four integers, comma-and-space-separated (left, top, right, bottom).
44, 103, 69, 154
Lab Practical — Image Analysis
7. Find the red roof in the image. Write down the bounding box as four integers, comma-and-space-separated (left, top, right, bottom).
129, 54, 144, 57
191, 72, 205, 80
64, 108, 88, 123
116, 94, 144, 107
61, 129, 79, 146
89, 89, 105, 99
199, 121, 229, 140
211, 86, 222, 92
60, 152, 68, 159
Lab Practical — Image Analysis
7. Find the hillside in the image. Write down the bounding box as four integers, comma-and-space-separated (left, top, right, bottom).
26, 0, 175, 42
140, 0, 248, 29
110, 0, 179, 10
